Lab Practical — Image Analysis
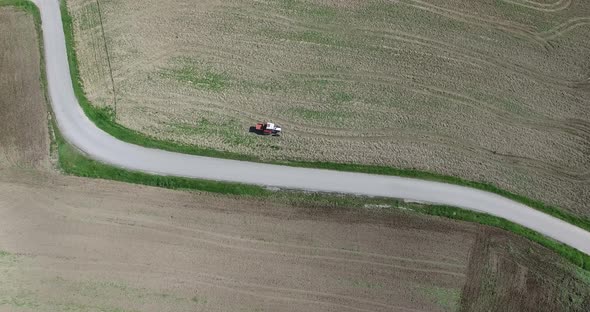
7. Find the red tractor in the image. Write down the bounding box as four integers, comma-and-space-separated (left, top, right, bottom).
250, 122, 282, 136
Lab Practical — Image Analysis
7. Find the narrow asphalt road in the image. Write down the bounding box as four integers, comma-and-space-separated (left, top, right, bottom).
32, 0, 590, 254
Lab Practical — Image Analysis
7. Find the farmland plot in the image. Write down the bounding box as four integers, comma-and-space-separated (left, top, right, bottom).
0, 7, 48, 170
1, 7, 590, 311
67, 0, 590, 216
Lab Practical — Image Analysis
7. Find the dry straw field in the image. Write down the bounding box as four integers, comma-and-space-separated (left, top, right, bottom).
1, 6, 590, 311
67, 0, 590, 216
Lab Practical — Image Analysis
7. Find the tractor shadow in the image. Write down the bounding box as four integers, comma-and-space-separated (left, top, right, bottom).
248, 126, 264, 135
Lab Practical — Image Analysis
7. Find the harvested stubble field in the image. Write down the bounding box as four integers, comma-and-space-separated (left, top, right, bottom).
2, 6, 590, 311
67, 0, 590, 217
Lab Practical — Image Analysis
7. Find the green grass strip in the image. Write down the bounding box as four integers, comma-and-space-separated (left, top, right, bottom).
0, 0, 37, 12
57, 0, 590, 232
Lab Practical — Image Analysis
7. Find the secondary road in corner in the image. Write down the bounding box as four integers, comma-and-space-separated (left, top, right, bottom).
32, 0, 590, 254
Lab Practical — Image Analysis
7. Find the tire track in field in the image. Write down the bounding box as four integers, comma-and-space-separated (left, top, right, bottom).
195, 30, 588, 99
83, 201, 468, 270
245, 69, 590, 179
236, 6, 586, 90
115, 221, 468, 277
111, 46, 177, 80
360, 28, 587, 89
135, 68, 590, 166
500, 0, 572, 12
540, 17, 590, 40
307, 128, 590, 184
193, 273, 429, 312
144, 91, 590, 182
150, 219, 467, 269
398, 0, 550, 48
20, 264, 412, 312
25, 186, 468, 281
313, 69, 586, 135
51, 200, 465, 277
139, 54, 590, 145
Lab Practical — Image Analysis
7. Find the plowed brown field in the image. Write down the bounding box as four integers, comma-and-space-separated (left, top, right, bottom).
67, 0, 590, 217
0, 7, 48, 170
1, 7, 590, 311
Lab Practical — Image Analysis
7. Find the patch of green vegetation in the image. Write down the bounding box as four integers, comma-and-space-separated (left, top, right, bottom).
47, 301, 138, 312
161, 65, 227, 91
191, 295, 208, 304
575, 267, 590, 285
48, 275, 192, 308
421, 287, 461, 312
349, 279, 383, 290
78, 2, 99, 31
238, 79, 283, 93
239, 72, 343, 96
0, 250, 19, 266
330, 91, 353, 103
0, 293, 41, 309
0, 0, 39, 14
167, 118, 260, 147
288, 107, 350, 124
300, 77, 332, 90
274, 0, 338, 21
62, 0, 260, 160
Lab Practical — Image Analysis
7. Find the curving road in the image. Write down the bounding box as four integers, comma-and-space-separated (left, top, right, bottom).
32, 0, 590, 254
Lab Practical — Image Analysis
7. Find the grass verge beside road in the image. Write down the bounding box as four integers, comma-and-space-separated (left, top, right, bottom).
0, 0, 37, 14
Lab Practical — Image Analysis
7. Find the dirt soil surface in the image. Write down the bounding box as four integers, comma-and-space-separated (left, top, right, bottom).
0, 170, 476, 312
462, 226, 590, 311
0, 7, 48, 170
2, 6, 590, 312
67, 0, 590, 217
